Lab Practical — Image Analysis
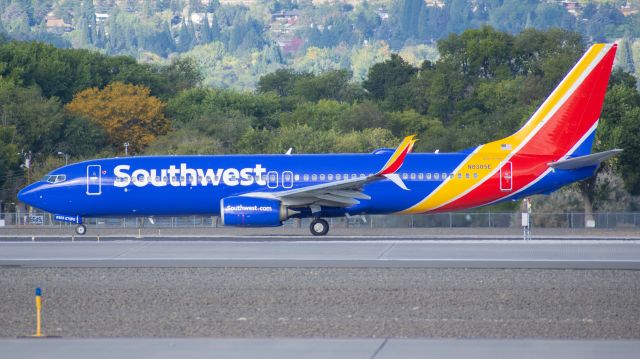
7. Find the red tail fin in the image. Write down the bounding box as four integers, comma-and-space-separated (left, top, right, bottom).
510, 43, 617, 156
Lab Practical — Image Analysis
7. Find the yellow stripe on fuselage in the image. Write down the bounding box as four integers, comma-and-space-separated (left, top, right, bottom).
401, 44, 606, 214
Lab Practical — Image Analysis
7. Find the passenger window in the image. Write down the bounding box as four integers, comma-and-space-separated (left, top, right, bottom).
465, 173, 470, 179
410, 173, 416, 180
303, 174, 309, 181
319, 174, 325, 181
351, 174, 357, 179
328, 174, 334, 181
458, 173, 462, 179
426, 173, 432, 180
442, 173, 447, 179
402, 173, 408, 180
336, 174, 342, 180
294, 174, 300, 181
434, 173, 440, 180
418, 173, 424, 180
312, 174, 317, 181
474, 173, 478, 179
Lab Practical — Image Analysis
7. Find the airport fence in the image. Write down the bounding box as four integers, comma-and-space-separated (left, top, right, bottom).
1, 211, 639, 229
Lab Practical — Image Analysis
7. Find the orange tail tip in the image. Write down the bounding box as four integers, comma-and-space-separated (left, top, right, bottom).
377, 135, 417, 176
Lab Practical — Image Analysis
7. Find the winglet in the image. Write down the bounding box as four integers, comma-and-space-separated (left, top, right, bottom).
377, 135, 416, 176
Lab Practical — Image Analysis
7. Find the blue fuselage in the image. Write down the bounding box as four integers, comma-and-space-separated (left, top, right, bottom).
18, 151, 594, 218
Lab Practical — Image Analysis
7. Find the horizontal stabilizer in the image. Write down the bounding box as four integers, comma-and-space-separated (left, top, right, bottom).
548, 149, 623, 170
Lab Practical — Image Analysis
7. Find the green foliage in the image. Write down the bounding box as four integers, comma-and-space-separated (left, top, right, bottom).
280, 100, 349, 131
182, 42, 283, 90
2, 25, 640, 213
257, 69, 310, 97
363, 53, 417, 100
292, 69, 363, 103
599, 69, 640, 195
145, 127, 224, 155
617, 108, 640, 195
0, 41, 202, 102
0, 78, 63, 155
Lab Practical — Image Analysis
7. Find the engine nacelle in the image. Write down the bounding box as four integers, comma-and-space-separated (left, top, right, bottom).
220, 196, 288, 227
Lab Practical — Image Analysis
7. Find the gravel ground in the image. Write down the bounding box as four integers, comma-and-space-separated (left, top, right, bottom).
1, 268, 639, 338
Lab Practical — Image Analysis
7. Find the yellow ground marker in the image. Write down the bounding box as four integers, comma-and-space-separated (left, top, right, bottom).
32, 287, 43, 337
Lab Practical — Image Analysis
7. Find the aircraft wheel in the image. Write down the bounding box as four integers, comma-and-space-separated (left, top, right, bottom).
310, 218, 329, 236
75, 224, 87, 235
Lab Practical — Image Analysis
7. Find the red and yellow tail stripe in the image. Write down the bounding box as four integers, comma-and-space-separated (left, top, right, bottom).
377, 135, 417, 175
401, 43, 617, 214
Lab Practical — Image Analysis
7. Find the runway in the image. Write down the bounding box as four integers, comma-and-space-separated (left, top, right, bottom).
1, 239, 640, 269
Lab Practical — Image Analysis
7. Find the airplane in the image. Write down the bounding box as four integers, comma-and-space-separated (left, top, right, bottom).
18, 43, 621, 236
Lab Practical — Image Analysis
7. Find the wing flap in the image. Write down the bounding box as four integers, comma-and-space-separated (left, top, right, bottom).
315, 193, 361, 205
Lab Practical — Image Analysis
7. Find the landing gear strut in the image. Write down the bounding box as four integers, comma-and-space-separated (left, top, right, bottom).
75, 224, 87, 235
310, 218, 329, 236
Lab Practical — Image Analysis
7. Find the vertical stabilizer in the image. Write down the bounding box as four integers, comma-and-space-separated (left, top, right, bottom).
507, 43, 617, 157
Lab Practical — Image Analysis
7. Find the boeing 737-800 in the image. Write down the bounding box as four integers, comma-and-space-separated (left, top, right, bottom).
18, 43, 621, 235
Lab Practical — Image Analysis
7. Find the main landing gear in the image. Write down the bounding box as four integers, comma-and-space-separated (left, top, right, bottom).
75, 224, 87, 235
310, 218, 329, 236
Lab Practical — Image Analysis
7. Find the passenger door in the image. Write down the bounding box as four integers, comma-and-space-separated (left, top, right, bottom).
499, 161, 513, 192
86, 165, 102, 195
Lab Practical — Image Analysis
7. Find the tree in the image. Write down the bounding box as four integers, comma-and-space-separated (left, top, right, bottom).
158, 57, 203, 98
293, 69, 362, 103
257, 69, 310, 97
201, 14, 212, 44
363, 54, 417, 100
280, 100, 349, 131
65, 82, 169, 153
617, 108, 640, 195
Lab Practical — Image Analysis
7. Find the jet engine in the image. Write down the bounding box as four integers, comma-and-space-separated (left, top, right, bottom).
220, 196, 293, 227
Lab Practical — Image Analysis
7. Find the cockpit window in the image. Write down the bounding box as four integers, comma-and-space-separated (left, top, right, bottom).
43, 174, 66, 183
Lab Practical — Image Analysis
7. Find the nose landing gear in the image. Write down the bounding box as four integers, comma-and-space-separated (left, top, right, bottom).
75, 224, 87, 235
309, 218, 329, 236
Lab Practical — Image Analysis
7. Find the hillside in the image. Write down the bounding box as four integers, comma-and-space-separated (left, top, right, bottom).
1, 0, 640, 89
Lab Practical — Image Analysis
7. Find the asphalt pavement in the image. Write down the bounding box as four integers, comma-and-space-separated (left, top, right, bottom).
1, 239, 639, 269
3, 338, 640, 359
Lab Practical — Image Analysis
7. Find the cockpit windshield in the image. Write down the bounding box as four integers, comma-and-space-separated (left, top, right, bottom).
42, 174, 67, 183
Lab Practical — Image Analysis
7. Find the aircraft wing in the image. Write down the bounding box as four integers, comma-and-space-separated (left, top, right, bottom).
243, 135, 416, 210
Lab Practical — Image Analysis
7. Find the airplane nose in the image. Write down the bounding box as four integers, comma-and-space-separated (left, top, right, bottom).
17, 184, 39, 207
